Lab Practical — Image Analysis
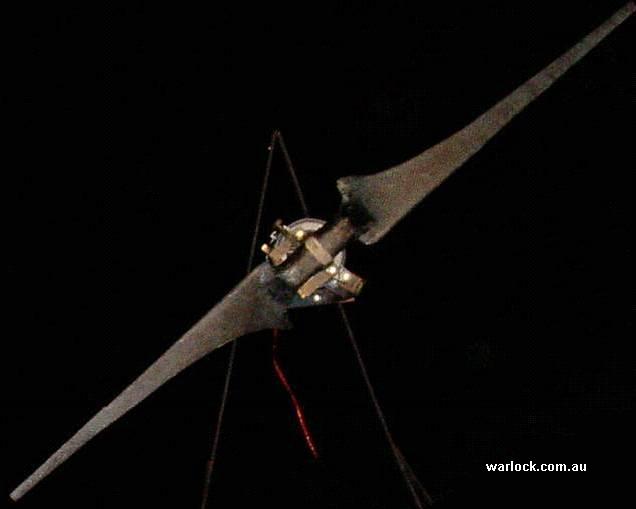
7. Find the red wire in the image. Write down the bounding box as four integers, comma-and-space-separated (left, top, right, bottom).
272, 329, 319, 459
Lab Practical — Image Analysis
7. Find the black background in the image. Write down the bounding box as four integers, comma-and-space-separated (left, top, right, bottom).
5, 2, 632, 508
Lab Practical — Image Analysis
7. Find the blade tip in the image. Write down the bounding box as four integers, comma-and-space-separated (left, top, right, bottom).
9, 489, 23, 502
10, 479, 34, 502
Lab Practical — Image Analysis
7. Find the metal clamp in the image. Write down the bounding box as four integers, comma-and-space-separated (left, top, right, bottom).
303, 236, 333, 266
262, 217, 365, 305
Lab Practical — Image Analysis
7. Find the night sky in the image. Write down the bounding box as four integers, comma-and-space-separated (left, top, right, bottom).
5, 2, 632, 508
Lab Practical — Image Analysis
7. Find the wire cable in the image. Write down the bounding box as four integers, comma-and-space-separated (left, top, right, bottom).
200, 130, 278, 509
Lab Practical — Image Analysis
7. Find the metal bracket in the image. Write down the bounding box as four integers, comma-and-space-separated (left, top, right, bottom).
297, 270, 333, 299
303, 236, 333, 266
336, 269, 365, 296
262, 218, 365, 305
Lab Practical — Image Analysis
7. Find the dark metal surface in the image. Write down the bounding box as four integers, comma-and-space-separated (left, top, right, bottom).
276, 216, 358, 289
337, 2, 635, 245
10, 263, 290, 501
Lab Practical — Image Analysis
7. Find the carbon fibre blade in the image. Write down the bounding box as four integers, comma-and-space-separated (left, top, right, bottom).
338, 3, 634, 245
10, 262, 289, 501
